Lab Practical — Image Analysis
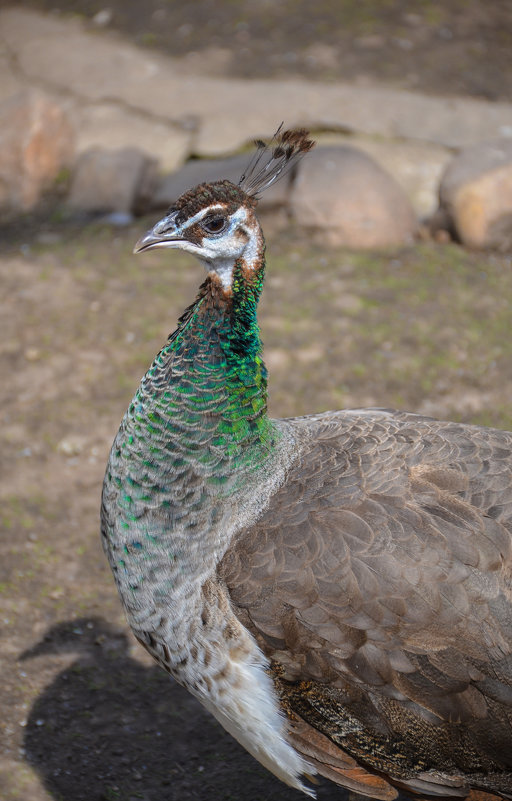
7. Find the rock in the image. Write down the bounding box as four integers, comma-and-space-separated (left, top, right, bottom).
439, 139, 512, 250
153, 154, 290, 211
291, 146, 417, 248
317, 134, 451, 219
72, 102, 190, 172
68, 147, 157, 214
92, 8, 113, 27
0, 90, 74, 212
56, 435, 88, 456
189, 85, 512, 157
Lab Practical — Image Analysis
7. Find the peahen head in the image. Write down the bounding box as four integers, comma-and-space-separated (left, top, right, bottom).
134, 127, 315, 292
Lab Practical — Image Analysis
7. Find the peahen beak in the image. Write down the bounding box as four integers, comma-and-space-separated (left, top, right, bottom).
133, 213, 184, 254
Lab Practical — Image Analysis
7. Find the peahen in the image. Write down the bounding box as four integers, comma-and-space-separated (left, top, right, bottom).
101, 128, 512, 800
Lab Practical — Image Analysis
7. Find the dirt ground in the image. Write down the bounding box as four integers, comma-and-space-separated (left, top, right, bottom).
2, 215, 512, 801
25, 0, 512, 101
2, 3, 512, 801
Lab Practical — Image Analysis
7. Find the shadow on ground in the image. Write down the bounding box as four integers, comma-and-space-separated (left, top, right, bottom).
20, 617, 347, 801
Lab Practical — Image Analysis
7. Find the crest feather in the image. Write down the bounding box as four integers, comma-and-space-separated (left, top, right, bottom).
239, 124, 315, 199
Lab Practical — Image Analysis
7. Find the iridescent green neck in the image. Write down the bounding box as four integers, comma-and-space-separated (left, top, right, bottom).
227, 257, 266, 366
131, 259, 274, 472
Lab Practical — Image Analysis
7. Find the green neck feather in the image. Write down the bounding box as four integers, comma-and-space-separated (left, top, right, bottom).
130, 258, 274, 474
227, 258, 266, 366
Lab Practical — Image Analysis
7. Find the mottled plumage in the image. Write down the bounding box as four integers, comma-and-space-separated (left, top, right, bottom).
102, 128, 512, 801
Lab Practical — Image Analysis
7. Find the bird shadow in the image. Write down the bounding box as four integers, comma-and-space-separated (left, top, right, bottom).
21, 616, 349, 801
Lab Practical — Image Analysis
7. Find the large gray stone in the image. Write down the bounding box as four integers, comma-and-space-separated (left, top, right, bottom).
440, 139, 512, 250
291, 146, 417, 248
152, 154, 290, 211
0, 90, 74, 212
68, 147, 157, 214
72, 103, 191, 172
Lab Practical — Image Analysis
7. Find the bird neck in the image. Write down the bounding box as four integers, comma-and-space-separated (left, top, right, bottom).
223, 254, 266, 366
136, 254, 273, 466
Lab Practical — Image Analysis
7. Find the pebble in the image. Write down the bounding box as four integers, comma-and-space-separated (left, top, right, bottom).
24, 347, 41, 361
92, 8, 113, 27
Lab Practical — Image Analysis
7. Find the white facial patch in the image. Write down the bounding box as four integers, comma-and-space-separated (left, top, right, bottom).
201, 206, 263, 289
142, 202, 263, 291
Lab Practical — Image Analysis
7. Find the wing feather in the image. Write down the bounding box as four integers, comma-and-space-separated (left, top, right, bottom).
218, 409, 512, 796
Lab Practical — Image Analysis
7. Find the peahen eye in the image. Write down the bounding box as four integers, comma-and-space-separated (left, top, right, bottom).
202, 216, 227, 235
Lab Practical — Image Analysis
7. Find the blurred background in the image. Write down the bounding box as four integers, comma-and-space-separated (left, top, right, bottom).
18, 0, 512, 95
1, 2, 512, 800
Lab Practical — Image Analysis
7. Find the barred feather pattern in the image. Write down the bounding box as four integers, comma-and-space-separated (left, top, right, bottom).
239, 125, 315, 198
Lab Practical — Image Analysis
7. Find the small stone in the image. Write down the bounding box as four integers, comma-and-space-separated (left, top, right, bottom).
291, 146, 417, 248
56, 435, 87, 456
434, 229, 451, 244
439, 138, 512, 250
24, 347, 41, 361
92, 8, 112, 27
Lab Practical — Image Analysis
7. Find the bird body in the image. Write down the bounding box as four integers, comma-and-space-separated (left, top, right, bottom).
102, 130, 512, 800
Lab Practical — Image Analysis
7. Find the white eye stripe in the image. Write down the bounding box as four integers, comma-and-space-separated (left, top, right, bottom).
183, 204, 250, 235
179, 204, 228, 232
